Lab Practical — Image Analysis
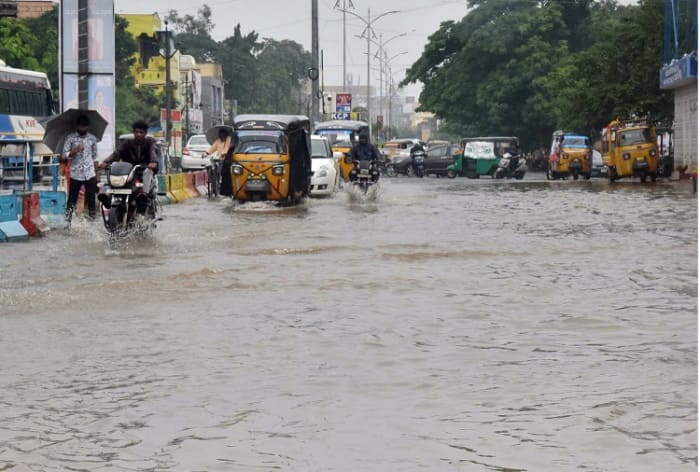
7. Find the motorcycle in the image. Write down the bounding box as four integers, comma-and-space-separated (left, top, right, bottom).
408, 150, 426, 178
494, 153, 528, 180
349, 159, 380, 194
98, 162, 159, 237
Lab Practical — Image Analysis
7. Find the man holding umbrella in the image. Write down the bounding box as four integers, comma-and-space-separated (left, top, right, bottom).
62, 114, 99, 221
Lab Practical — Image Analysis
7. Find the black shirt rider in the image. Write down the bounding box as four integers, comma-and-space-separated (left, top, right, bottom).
348, 130, 380, 162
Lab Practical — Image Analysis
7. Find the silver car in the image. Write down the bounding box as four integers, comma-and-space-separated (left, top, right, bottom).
182, 134, 211, 170
590, 149, 608, 178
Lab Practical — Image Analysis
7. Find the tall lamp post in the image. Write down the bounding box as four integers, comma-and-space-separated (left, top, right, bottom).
158, 21, 177, 152
340, 7, 399, 137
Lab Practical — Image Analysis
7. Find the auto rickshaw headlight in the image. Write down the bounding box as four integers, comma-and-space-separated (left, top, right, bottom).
232, 164, 244, 175
623, 153, 631, 160
649, 149, 657, 157
561, 152, 568, 159
272, 164, 285, 176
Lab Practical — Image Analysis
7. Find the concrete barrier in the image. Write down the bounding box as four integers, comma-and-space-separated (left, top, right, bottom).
19, 192, 49, 237
0, 193, 29, 242
195, 170, 209, 196
169, 173, 190, 202
184, 172, 199, 198
39, 191, 67, 229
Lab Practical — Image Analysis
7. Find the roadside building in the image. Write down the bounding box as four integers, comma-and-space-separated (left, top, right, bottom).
17, 0, 55, 19
659, 1, 697, 177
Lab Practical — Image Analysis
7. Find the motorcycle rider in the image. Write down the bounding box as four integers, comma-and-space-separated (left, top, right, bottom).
98, 119, 159, 216
409, 141, 426, 174
348, 128, 380, 182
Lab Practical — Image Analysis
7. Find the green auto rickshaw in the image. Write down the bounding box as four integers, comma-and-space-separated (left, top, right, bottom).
447, 137, 519, 178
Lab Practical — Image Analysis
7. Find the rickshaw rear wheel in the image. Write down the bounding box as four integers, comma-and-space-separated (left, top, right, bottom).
446, 169, 457, 179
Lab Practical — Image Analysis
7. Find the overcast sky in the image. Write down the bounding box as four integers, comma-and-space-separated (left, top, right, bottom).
114, 0, 470, 98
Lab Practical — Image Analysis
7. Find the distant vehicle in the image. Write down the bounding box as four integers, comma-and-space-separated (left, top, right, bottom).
601, 118, 658, 183
424, 143, 459, 177
547, 131, 592, 180
447, 137, 519, 178
380, 138, 425, 160
313, 120, 368, 182
590, 149, 608, 178
181, 134, 210, 170
309, 135, 339, 197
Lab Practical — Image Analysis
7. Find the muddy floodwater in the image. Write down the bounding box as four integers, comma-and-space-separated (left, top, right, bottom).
0, 175, 697, 471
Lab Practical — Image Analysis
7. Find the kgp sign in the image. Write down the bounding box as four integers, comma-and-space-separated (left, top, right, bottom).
331, 112, 351, 120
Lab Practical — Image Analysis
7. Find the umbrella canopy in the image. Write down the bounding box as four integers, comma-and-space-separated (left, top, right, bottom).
205, 125, 235, 145
42, 108, 108, 153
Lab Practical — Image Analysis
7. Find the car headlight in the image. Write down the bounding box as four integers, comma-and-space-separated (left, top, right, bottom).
232, 164, 244, 175
272, 164, 285, 176
109, 175, 128, 187
316, 166, 328, 177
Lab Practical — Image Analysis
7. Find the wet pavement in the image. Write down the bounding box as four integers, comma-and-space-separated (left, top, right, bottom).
0, 174, 697, 471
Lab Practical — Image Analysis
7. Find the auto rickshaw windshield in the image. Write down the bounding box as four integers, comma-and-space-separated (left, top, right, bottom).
562, 137, 590, 147
236, 130, 285, 154
619, 129, 654, 146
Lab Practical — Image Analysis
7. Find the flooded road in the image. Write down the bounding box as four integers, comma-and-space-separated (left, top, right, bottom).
1, 175, 697, 471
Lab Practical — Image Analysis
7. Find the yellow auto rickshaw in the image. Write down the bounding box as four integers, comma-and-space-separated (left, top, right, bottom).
601, 119, 659, 183
547, 130, 592, 180
231, 114, 312, 204
313, 120, 368, 181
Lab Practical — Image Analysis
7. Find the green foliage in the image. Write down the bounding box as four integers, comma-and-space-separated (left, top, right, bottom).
0, 17, 41, 70
403, 0, 672, 150
24, 6, 58, 89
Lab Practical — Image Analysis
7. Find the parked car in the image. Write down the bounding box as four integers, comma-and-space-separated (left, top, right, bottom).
424, 143, 459, 177
309, 135, 340, 196
590, 149, 608, 178
380, 138, 425, 160
181, 134, 211, 171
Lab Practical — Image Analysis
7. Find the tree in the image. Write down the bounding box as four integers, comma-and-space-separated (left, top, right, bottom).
165, 5, 214, 36
0, 17, 41, 70
402, 0, 671, 150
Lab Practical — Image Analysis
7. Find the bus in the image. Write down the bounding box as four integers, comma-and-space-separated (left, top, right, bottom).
0, 60, 57, 183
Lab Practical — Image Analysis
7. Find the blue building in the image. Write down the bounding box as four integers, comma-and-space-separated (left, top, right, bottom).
659, 0, 698, 174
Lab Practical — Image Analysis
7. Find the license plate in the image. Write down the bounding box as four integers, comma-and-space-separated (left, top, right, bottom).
245, 180, 270, 192
107, 189, 132, 195
360, 169, 369, 175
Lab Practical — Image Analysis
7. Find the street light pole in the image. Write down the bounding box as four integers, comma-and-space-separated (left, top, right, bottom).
341, 7, 398, 138
164, 21, 172, 152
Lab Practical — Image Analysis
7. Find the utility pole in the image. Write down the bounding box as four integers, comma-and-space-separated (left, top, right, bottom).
311, 0, 320, 122
340, 7, 398, 138
78, 0, 88, 109
163, 21, 173, 152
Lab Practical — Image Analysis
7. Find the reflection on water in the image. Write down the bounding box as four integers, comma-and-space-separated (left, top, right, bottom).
0, 175, 696, 471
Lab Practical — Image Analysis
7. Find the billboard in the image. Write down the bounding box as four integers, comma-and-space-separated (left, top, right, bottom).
336, 93, 352, 113
61, 0, 115, 74
60, 0, 116, 161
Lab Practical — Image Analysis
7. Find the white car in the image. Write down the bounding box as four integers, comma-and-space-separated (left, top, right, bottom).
181, 134, 211, 170
310, 135, 340, 196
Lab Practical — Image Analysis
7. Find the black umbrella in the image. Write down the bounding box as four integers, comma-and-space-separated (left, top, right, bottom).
205, 125, 235, 145
42, 108, 108, 154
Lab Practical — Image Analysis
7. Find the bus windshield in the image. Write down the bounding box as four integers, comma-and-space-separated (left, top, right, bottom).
0, 66, 54, 117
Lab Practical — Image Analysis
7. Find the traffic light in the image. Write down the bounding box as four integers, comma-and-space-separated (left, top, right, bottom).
0, 1, 17, 17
